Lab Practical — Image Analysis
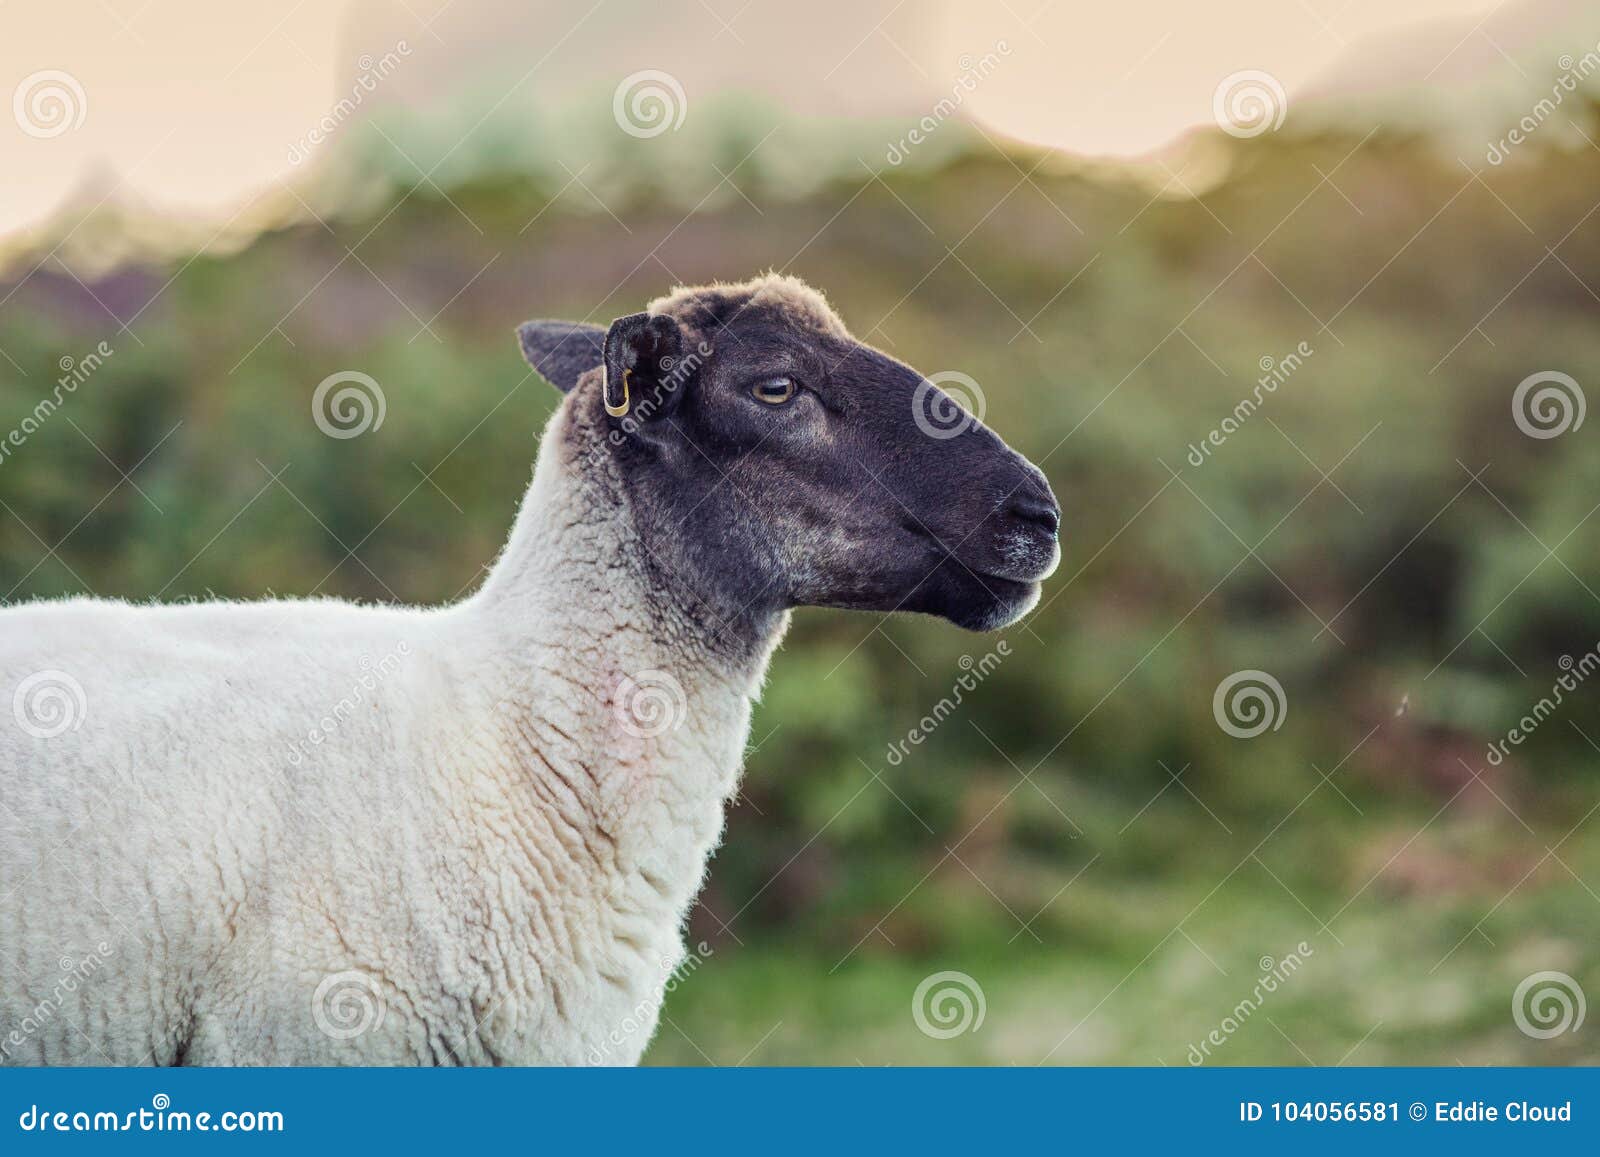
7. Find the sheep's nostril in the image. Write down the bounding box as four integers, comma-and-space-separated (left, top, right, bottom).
1008, 493, 1060, 538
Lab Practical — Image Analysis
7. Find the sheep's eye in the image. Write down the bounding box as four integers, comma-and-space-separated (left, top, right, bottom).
750, 376, 797, 406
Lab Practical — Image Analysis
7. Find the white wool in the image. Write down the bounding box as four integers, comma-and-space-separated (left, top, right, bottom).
0, 397, 781, 1066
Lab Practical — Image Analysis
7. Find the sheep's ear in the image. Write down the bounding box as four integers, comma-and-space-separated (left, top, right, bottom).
601, 311, 688, 422
517, 320, 606, 393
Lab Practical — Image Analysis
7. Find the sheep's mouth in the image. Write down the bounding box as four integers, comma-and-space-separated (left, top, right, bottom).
970, 571, 1038, 602
949, 536, 1061, 587
920, 556, 1045, 632
909, 511, 1060, 589
886, 523, 1054, 629
947, 575, 1042, 631
972, 548, 1061, 586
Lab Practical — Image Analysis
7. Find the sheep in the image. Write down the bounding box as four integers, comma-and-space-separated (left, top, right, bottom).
0, 273, 1061, 1066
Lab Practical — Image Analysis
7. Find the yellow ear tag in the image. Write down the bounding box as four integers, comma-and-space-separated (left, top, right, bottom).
605, 367, 632, 418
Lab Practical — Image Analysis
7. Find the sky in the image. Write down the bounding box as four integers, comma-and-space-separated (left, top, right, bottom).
0, 0, 1545, 245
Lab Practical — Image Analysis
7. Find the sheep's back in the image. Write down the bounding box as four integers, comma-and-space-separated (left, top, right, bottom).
0, 596, 444, 1064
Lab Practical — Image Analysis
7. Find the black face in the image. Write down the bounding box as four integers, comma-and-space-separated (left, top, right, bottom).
518, 277, 1060, 635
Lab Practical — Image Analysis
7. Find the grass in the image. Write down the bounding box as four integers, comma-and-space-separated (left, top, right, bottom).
648, 808, 1600, 1066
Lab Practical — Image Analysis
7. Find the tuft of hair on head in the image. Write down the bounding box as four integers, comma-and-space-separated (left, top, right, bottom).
648, 272, 851, 344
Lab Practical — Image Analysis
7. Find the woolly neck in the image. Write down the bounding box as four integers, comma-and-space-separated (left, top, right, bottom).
476, 377, 787, 677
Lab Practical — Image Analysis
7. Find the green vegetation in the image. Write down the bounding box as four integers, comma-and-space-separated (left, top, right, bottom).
3, 122, 1598, 1064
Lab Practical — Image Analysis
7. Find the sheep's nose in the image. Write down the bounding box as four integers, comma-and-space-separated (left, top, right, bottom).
1008, 492, 1060, 538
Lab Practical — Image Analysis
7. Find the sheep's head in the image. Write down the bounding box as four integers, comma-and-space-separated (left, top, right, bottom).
517, 274, 1059, 634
